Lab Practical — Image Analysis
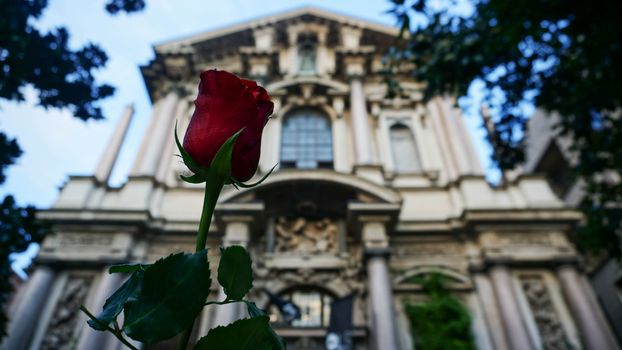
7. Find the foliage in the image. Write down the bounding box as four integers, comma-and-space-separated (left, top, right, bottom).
404, 274, 475, 350
0, 195, 47, 337
105, 0, 146, 14
387, 0, 622, 257
1, 0, 115, 121
0, 134, 22, 185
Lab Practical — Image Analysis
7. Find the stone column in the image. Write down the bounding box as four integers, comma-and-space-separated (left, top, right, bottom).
259, 97, 282, 173
2, 266, 56, 350
473, 273, 509, 350
94, 105, 134, 184
131, 91, 181, 176
557, 265, 620, 350
426, 99, 459, 181
211, 220, 251, 327
350, 77, 374, 165
578, 272, 621, 348
362, 222, 398, 350
489, 265, 534, 350
155, 99, 189, 183
332, 97, 351, 173
435, 97, 483, 175
76, 269, 126, 350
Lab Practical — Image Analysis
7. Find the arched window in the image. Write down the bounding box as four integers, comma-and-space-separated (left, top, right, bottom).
389, 123, 421, 173
297, 33, 317, 75
281, 109, 333, 169
269, 287, 334, 328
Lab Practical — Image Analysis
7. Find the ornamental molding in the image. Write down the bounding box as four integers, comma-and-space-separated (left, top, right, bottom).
478, 231, 578, 264
38, 232, 133, 262
393, 242, 464, 257
266, 76, 350, 95
480, 231, 574, 252
219, 169, 402, 204
393, 265, 472, 290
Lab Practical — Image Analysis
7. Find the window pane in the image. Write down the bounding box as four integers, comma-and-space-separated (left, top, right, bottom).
390, 124, 421, 172
269, 290, 333, 328
281, 109, 333, 169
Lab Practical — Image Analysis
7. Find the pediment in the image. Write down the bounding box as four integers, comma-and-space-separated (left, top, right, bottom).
140, 7, 400, 101
153, 7, 398, 54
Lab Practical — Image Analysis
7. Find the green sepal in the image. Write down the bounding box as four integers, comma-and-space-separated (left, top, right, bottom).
174, 121, 203, 172
217, 245, 253, 301
86, 269, 144, 331
230, 163, 277, 189
209, 129, 244, 178
109, 263, 150, 274
122, 250, 211, 344
245, 301, 267, 317
193, 316, 284, 350
180, 172, 208, 184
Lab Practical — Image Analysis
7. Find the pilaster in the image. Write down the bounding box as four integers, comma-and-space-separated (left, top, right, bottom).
557, 265, 620, 349
131, 90, 181, 176
94, 105, 134, 184
473, 273, 510, 350
349, 76, 374, 166
2, 266, 56, 350
489, 265, 535, 350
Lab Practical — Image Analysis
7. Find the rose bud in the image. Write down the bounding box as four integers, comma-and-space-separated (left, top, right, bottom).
183, 70, 274, 181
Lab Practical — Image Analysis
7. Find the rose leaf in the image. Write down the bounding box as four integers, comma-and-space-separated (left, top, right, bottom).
217, 245, 253, 301
122, 250, 211, 344
193, 316, 284, 350
87, 269, 144, 331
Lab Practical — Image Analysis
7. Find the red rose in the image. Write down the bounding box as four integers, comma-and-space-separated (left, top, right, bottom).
183, 70, 274, 181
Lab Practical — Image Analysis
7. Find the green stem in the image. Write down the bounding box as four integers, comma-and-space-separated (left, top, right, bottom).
79, 306, 138, 350
114, 329, 140, 350
195, 175, 226, 251
204, 299, 242, 306
176, 175, 226, 350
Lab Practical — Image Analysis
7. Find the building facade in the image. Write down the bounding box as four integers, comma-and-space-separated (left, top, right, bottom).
3, 7, 620, 350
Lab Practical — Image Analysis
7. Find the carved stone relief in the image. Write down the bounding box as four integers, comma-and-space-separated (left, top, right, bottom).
520, 276, 569, 350
41, 275, 94, 350
275, 217, 339, 254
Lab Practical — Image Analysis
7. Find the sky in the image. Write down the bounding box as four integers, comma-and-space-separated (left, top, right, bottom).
1, 0, 496, 275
